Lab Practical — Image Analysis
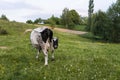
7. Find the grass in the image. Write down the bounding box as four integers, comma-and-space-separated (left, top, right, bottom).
0, 20, 120, 80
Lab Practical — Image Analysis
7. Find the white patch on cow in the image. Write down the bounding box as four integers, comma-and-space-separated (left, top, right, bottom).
34, 27, 47, 33
44, 54, 48, 65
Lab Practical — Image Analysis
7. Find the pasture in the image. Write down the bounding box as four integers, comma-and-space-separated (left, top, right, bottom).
0, 20, 120, 80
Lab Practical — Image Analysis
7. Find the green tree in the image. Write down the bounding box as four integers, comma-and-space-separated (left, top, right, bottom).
34, 18, 42, 24
61, 8, 71, 28
0, 14, 9, 21
86, 0, 94, 31
61, 8, 81, 29
91, 10, 111, 41
81, 17, 88, 25
44, 15, 60, 28
91, 0, 120, 42
50, 15, 60, 25
26, 20, 33, 24
69, 9, 81, 25
107, 0, 120, 42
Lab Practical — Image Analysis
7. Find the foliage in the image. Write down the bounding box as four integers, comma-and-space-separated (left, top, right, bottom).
26, 20, 33, 24
81, 17, 88, 25
0, 20, 120, 80
0, 26, 8, 35
0, 14, 9, 21
91, 0, 120, 42
107, 0, 120, 42
69, 9, 82, 25
44, 15, 60, 28
34, 18, 42, 24
86, 0, 94, 31
61, 8, 71, 28
91, 10, 112, 41
61, 8, 82, 29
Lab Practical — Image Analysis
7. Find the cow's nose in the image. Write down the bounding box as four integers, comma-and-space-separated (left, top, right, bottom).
54, 45, 58, 49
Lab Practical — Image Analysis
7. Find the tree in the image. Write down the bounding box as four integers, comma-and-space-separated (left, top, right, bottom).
91, 10, 111, 41
44, 15, 60, 28
87, 0, 94, 31
0, 14, 9, 21
91, 0, 120, 42
34, 18, 42, 24
61, 8, 71, 28
69, 9, 81, 25
61, 8, 81, 29
26, 20, 33, 24
107, 0, 120, 42
81, 17, 88, 25
49, 15, 60, 25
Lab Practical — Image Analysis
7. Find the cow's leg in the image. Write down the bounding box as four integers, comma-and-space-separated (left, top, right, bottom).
43, 50, 48, 65
51, 49, 55, 61
36, 49, 40, 59
50, 42, 55, 61
36, 47, 41, 60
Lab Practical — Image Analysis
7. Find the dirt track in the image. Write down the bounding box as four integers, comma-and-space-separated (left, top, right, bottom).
0, 46, 8, 49
24, 26, 87, 35
54, 28, 87, 35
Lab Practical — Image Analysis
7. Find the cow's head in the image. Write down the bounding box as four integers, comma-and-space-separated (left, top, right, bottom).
53, 37, 58, 49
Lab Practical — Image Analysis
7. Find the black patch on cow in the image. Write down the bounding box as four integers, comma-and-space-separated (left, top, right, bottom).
40, 28, 53, 43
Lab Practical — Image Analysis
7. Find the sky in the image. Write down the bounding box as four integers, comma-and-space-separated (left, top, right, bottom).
0, 0, 117, 22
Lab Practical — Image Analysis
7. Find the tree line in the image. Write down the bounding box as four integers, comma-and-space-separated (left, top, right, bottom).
87, 0, 120, 42
26, 8, 87, 29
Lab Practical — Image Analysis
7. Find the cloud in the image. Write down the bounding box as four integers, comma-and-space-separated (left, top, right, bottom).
0, 0, 41, 10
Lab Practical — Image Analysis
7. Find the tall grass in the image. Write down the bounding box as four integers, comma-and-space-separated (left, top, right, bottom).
0, 20, 120, 80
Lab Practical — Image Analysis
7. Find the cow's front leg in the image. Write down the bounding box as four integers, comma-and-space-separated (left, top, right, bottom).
51, 50, 55, 61
43, 50, 48, 66
50, 42, 55, 61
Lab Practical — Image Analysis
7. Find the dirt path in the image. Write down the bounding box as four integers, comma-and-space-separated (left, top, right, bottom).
54, 27, 87, 35
24, 26, 87, 35
0, 46, 8, 49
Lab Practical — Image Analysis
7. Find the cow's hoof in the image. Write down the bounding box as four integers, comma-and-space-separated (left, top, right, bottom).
45, 64, 48, 66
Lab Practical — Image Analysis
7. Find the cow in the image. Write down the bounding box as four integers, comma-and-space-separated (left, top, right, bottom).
30, 27, 58, 65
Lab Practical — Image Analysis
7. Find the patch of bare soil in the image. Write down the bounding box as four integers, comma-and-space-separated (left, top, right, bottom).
0, 46, 8, 49
24, 26, 87, 35
54, 28, 87, 35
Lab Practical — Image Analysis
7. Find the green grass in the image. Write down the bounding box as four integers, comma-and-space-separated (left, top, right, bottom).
0, 20, 120, 80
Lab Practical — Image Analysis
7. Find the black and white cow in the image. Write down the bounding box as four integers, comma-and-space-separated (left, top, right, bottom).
30, 27, 58, 65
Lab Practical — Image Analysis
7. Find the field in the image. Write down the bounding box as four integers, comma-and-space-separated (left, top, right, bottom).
0, 20, 120, 80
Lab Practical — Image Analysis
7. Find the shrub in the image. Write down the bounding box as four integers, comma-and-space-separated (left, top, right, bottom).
0, 28, 8, 35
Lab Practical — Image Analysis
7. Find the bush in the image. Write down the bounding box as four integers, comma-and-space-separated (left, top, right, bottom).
0, 28, 8, 35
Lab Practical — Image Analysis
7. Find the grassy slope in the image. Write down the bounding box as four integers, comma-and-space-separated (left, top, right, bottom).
0, 20, 120, 80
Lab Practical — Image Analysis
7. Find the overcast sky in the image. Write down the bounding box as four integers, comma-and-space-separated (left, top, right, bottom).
0, 0, 117, 22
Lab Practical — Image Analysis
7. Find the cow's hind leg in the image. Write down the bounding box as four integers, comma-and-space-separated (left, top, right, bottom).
36, 49, 41, 60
